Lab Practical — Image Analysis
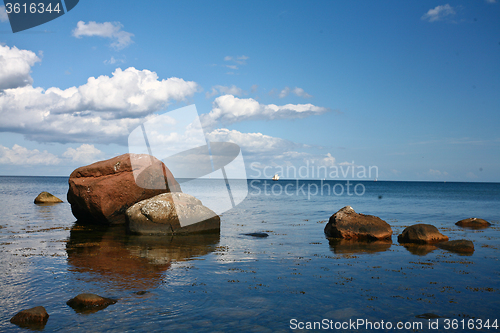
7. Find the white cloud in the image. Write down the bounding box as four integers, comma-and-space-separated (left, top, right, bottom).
205, 85, 244, 98
421, 4, 456, 22
72, 21, 134, 50
292, 87, 312, 98
279, 87, 290, 98
103, 56, 125, 65
0, 45, 199, 144
0, 6, 8, 22
207, 128, 301, 154
201, 95, 330, 128
207, 128, 339, 173
0, 144, 60, 165
224, 55, 249, 65
62, 144, 103, 164
278, 86, 312, 98
0, 45, 41, 90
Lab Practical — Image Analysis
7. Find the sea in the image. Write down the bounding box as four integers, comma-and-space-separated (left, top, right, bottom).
0, 176, 499, 332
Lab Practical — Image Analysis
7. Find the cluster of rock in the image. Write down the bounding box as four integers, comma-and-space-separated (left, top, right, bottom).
10, 294, 115, 329
65, 153, 220, 235
324, 206, 487, 254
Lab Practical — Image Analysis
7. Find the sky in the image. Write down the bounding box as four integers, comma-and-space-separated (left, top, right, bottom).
0, 0, 499, 182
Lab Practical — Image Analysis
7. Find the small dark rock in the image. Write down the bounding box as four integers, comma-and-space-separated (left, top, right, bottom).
456, 218, 491, 229
67, 293, 116, 313
34, 191, 63, 204
437, 240, 474, 254
398, 224, 448, 244
135, 291, 149, 295
242, 232, 269, 238
10, 306, 49, 329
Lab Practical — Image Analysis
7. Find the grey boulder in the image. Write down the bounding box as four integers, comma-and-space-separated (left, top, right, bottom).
126, 193, 220, 235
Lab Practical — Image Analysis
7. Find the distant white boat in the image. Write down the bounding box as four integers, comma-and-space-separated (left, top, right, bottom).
272, 174, 279, 181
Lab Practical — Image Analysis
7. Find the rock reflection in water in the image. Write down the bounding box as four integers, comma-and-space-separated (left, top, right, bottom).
66, 223, 219, 290
401, 243, 437, 256
328, 238, 392, 254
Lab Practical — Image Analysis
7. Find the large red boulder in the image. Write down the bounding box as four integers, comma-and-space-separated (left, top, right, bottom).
67, 154, 181, 224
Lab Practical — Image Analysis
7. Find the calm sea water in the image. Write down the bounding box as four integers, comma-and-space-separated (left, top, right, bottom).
0, 177, 499, 332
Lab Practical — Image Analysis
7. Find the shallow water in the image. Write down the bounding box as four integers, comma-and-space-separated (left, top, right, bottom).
0, 177, 499, 332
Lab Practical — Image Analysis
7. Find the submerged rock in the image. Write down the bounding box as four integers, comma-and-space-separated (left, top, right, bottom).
398, 224, 449, 244
416, 313, 442, 319
456, 218, 491, 229
242, 232, 269, 238
67, 153, 181, 224
437, 239, 474, 254
67, 293, 116, 313
34, 191, 63, 204
126, 193, 220, 235
324, 206, 392, 240
10, 306, 49, 329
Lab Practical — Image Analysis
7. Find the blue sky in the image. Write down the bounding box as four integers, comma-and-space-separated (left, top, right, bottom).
0, 0, 499, 181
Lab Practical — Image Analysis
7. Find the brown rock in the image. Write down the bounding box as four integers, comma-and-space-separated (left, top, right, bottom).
456, 218, 491, 229
324, 206, 392, 240
34, 191, 63, 204
437, 240, 475, 254
397, 224, 449, 244
67, 293, 116, 313
67, 154, 181, 224
10, 306, 49, 328
126, 193, 220, 235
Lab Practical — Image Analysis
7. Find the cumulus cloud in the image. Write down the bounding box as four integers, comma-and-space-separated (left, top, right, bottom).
205, 85, 244, 98
201, 95, 330, 128
0, 144, 61, 165
207, 128, 302, 154
62, 144, 103, 164
0, 45, 199, 144
291, 87, 312, 98
278, 87, 290, 98
421, 4, 456, 22
0, 45, 41, 90
72, 21, 134, 50
206, 128, 339, 173
0, 6, 8, 22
